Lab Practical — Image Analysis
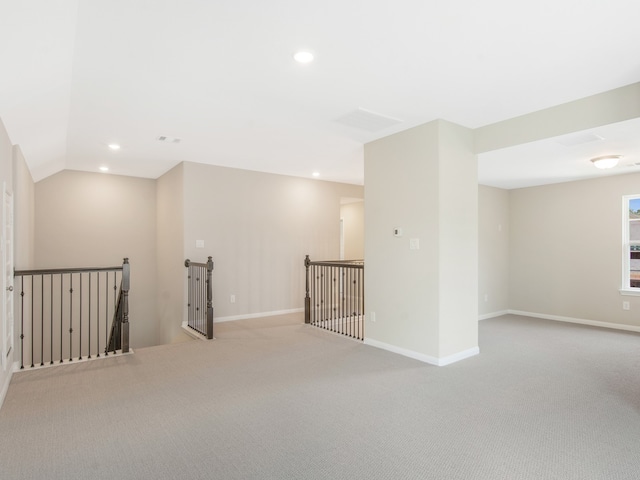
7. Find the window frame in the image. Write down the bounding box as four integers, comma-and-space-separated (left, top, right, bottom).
621, 194, 640, 296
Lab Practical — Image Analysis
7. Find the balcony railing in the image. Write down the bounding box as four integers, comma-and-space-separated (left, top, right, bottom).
184, 257, 214, 339
13, 258, 130, 369
304, 255, 364, 340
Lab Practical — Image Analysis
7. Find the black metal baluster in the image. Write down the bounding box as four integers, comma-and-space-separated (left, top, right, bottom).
104, 272, 108, 356
360, 267, 364, 340
88, 273, 92, 359
353, 268, 357, 338
19, 276, 24, 369
332, 266, 336, 333
112, 271, 117, 353
196, 270, 201, 334
312, 264, 315, 326
195, 270, 199, 332
337, 266, 342, 334
200, 266, 204, 334
96, 273, 100, 357
345, 267, 350, 337
49, 274, 53, 364
196, 268, 200, 334
339, 268, 347, 336
352, 269, 357, 338
199, 267, 204, 334
338, 267, 349, 335
30, 276, 34, 368
345, 267, 349, 336
349, 267, 353, 337
187, 266, 191, 330
319, 265, 322, 327
352, 267, 356, 338
79, 273, 83, 360
69, 273, 73, 361
336, 266, 340, 334
321, 265, 324, 327
59, 274, 63, 363
317, 267, 321, 327
201, 266, 205, 335
40, 275, 44, 366
346, 267, 349, 336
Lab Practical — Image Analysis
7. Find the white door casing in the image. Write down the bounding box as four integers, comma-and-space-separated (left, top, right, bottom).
2, 183, 13, 370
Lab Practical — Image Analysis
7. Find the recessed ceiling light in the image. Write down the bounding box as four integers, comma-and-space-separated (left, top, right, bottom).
108, 144, 120, 151
99, 166, 109, 172
293, 51, 314, 63
590, 155, 622, 169
312, 171, 320, 177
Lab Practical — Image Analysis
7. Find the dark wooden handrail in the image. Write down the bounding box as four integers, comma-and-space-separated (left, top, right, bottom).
15, 265, 124, 276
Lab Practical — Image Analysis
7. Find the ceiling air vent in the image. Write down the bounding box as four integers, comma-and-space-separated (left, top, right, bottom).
334, 108, 403, 133
555, 132, 603, 147
157, 135, 181, 144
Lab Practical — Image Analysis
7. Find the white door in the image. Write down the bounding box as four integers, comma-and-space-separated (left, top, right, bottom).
2, 184, 13, 370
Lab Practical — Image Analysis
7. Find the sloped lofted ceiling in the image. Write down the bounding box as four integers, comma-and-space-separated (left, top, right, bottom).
1, 0, 640, 187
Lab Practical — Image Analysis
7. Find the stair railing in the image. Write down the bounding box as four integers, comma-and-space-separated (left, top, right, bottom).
184, 257, 214, 339
304, 255, 365, 340
107, 259, 130, 353
14, 258, 130, 369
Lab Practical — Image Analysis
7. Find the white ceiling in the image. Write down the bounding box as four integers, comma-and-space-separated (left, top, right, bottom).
1, 0, 640, 188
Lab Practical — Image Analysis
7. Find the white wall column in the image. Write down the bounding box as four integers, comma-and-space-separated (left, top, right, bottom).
364, 120, 478, 365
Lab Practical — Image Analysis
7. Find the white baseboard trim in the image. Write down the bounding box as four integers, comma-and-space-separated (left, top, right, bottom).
214, 308, 304, 323
181, 322, 211, 341
363, 338, 479, 366
478, 310, 509, 321
508, 310, 640, 334
0, 368, 13, 412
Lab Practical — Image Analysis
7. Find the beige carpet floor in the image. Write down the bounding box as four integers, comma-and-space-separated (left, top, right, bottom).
1, 313, 640, 479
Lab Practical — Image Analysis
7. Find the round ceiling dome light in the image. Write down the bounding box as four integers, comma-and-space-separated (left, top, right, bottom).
108, 144, 121, 151
590, 155, 622, 169
293, 51, 314, 63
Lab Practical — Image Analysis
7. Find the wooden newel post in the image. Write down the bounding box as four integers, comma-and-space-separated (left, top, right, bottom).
206, 256, 214, 339
304, 255, 311, 324
121, 258, 130, 353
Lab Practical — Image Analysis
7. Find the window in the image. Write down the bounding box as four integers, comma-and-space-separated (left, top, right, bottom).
623, 194, 640, 294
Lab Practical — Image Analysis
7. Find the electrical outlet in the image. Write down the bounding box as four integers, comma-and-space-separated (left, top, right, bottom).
370, 311, 376, 322
484, 294, 489, 302
623, 301, 630, 311
230, 294, 236, 304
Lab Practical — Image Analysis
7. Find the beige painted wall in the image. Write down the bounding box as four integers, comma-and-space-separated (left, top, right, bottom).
181, 162, 364, 321
13, 146, 35, 271
156, 163, 188, 344
437, 121, 478, 358
365, 122, 440, 356
509, 172, 640, 327
364, 120, 478, 362
478, 185, 509, 317
34, 170, 159, 347
340, 201, 364, 260
475, 82, 640, 153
